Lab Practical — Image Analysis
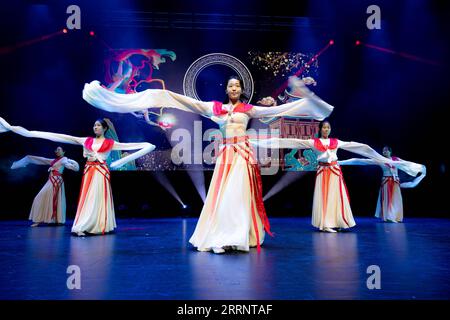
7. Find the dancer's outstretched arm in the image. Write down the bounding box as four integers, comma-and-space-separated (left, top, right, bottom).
252, 138, 315, 150
62, 158, 80, 172
83, 78, 334, 121
338, 140, 424, 179
83, 81, 214, 118
11, 155, 80, 172
339, 156, 426, 188
110, 141, 155, 168
0, 117, 86, 145
338, 158, 378, 166
11, 155, 53, 169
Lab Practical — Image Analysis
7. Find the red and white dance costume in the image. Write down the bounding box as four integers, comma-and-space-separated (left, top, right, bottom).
338, 157, 426, 222
376, 163, 403, 222
72, 138, 117, 234
0, 117, 155, 234
81, 79, 334, 251
190, 106, 271, 253
11, 155, 79, 224
258, 138, 424, 230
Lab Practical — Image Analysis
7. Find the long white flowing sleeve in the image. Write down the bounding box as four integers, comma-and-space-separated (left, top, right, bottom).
11, 155, 53, 169
338, 157, 426, 188
0, 117, 86, 145
83, 80, 214, 118
252, 138, 315, 150
338, 141, 424, 178
62, 158, 80, 172
399, 164, 426, 188
248, 78, 334, 120
338, 158, 378, 166
110, 141, 156, 168
249, 97, 333, 120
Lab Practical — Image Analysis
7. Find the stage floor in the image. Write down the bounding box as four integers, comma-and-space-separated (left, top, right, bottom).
0, 217, 449, 300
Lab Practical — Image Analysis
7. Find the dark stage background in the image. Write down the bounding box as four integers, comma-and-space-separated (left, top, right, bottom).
0, 0, 449, 219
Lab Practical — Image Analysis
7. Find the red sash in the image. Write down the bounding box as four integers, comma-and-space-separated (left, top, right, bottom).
380, 176, 400, 219
50, 156, 63, 167
49, 170, 63, 223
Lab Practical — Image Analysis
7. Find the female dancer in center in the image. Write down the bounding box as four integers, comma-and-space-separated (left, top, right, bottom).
0, 117, 155, 236
81, 75, 334, 253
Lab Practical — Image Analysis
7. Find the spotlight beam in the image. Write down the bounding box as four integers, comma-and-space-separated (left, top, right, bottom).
361, 42, 443, 66
164, 114, 206, 203
186, 169, 206, 202
151, 171, 185, 207
0, 29, 66, 55
263, 171, 307, 202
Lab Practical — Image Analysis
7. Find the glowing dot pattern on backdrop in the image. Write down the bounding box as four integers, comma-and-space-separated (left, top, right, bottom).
248, 51, 319, 78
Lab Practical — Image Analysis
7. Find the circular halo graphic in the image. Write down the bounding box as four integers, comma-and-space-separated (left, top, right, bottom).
183, 53, 254, 102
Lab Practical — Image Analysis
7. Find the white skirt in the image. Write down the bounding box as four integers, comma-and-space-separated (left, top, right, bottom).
71, 161, 116, 234
29, 172, 65, 224
189, 137, 271, 252
375, 176, 403, 222
312, 162, 356, 230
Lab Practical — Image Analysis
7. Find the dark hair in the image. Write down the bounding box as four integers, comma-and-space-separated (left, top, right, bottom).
222, 75, 249, 104
383, 146, 392, 153
56, 146, 65, 152
317, 120, 331, 138
95, 118, 109, 132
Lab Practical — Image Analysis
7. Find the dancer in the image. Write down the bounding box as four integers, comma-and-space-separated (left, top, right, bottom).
0, 117, 155, 236
339, 146, 426, 223
258, 121, 424, 232
11, 146, 79, 227
82, 75, 334, 253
